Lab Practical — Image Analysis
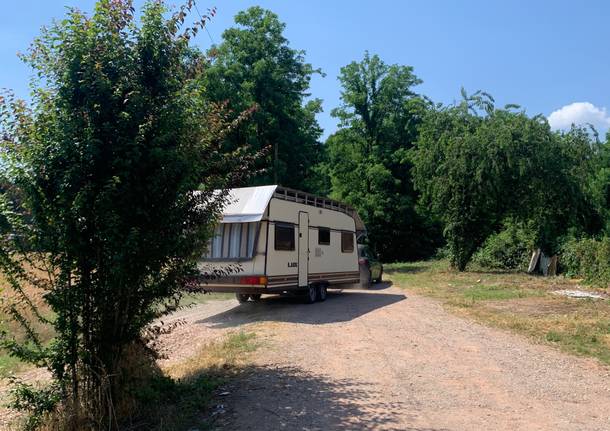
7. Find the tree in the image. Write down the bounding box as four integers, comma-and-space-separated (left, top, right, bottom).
204, 6, 324, 191
412, 91, 602, 270
591, 133, 610, 234
325, 52, 440, 261
0, 1, 253, 428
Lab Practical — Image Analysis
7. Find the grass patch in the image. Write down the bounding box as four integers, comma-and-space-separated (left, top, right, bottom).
180, 292, 236, 306
0, 354, 28, 378
166, 330, 259, 380
128, 330, 259, 431
386, 259, 610, 365
462, 284, 544, 302
0, 275, 56, 377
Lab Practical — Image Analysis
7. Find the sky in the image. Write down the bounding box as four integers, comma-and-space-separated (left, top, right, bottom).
1, 0, 609, 139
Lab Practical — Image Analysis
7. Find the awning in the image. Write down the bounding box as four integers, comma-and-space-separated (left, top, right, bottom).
220, 185, 277, 223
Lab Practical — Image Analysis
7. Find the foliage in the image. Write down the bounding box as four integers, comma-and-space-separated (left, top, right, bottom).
203, 6, 324, 191
324, 52, 442, 261
472, 220, 536, 271
591, 135, 610, 234
412, 91, 603, 270
560, 237, 610, 286
0, 1, 254, 428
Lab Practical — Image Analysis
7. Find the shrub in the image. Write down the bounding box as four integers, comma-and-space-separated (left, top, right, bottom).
472, 221, 536, 271
0, 1, 255, 429
560, 237, 610, 286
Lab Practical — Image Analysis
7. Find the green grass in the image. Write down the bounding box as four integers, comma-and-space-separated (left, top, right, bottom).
462, 284, 545, 302
221, 331, 258, 355
386, 259, 610, 366
0, 354, 26, 378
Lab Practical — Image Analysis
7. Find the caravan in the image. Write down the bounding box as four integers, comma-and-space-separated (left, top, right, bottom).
199, 185, 365, 303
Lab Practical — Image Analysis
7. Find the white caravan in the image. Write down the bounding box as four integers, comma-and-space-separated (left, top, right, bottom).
198, 185, 365, 303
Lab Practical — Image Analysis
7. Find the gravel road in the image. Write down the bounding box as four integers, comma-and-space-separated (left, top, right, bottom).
159, 283, 610, 431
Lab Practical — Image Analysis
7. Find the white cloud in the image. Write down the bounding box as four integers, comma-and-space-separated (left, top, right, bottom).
548, 102, 610, 131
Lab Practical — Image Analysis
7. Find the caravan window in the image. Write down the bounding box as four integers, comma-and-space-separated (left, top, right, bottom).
318, 227, 330, 245
204, 222, 259, 260
275, 224, 295, 251
341, 232, 354, 253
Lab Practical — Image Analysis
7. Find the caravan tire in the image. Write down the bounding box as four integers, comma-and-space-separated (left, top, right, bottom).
249, 294, 262, 301
236, 293, 250, 304
304, 285, 317, 304
317, 284, 328, 302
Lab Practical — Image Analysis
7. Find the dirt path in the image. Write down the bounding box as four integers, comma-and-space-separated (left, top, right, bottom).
162, 283, 610, 431
4, 284, 610, 430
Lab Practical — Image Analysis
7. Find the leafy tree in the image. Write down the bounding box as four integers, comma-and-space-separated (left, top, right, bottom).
204, 6, 324, 191
591, 133, 610, 233
0, 1, 252, 428
326, 52, 440, 261
412, 91, 602, 270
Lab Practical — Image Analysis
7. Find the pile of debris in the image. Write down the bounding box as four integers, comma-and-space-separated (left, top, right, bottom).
527, 249, 558, 276
552, 289, 607, 300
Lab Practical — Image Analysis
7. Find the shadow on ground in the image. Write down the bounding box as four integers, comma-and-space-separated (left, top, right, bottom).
368, 281, 393, 290
207, 364, 447, 431
197, 284, 406, 328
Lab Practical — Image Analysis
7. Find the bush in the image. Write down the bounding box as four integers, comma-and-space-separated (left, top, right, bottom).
0, 1, 254, 428
472, 222, 536, 271
560, 237, 610, 286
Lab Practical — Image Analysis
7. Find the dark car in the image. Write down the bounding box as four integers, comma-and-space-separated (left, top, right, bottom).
357, 244, 383, 288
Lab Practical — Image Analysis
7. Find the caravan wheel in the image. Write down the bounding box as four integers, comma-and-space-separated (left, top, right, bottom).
317, 284, 328, 302
303, 285, 317, 304
236, 293, 250, 304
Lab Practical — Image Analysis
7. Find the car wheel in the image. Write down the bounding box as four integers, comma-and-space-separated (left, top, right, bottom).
375, 268, 383, 283
249, 294, 262, 301
236, 293, 250, 303
304, 284, 317, 304
317, 284, 328, 302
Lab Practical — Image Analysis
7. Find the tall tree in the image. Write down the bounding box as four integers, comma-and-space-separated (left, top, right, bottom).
326, 52, 439, 261
592, 133, 610, 233
204, 6, 324, 190
0, 1, 252, 428
412, 91, 602, 270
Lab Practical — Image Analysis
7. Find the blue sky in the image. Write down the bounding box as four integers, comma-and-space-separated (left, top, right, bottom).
2, 0, 609, 138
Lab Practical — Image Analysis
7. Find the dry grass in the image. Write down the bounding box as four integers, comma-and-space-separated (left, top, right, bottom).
386, 260, 610, 365
164, 330, 259, 380
0, 284, 234, 377
0, 273, 55, 377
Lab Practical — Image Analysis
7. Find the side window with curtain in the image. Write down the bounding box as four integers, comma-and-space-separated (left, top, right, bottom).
274, 224, 295, 251
204, 222, 259, 259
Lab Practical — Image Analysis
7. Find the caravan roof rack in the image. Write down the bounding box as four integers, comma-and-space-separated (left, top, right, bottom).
273, 186, 365, 234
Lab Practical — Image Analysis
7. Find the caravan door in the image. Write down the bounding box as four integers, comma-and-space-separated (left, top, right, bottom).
298, 211, 309, 287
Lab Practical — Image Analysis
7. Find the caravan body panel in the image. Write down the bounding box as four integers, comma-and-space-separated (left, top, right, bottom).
198, 186, 361, 292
